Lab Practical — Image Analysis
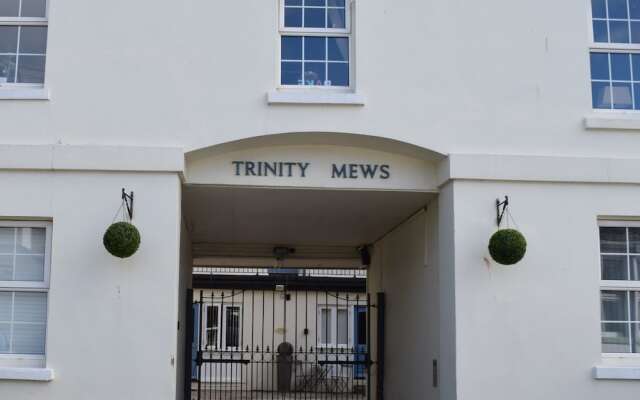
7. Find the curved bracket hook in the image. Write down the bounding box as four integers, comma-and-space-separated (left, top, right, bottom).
496, 196, 509, 227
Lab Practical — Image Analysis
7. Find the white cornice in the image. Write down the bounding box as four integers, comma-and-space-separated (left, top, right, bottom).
438, 154, 640, 186
0, 144, 185, 173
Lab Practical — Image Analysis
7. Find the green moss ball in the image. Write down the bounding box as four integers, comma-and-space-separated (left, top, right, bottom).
488, 229, 527, 266
103, 222, 141, 258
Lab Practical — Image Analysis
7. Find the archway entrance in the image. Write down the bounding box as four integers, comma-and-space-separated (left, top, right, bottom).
180, 133, 443, 400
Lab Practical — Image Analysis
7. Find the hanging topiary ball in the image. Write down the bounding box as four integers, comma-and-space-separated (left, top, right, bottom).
103, 222, 141, 258
488, 228, 527, 266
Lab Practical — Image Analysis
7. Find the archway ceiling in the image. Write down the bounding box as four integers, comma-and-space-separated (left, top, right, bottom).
184, 185, 435, 258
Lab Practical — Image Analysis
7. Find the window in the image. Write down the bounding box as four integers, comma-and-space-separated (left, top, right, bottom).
318, 306, 350, 347
279, 0, 351, 88
599, 222, 640, 354
589, 0, 640, 110
0, 221, 51, 364
0, 0, 48, 87
203, 304, 241, 350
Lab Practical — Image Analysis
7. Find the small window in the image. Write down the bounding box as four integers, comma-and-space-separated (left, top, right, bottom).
0, 221, 51, 363
599, 222, 640, 354
318, 306, 350, 347
279, 0, 352, 88
0, 0, 48, 87
202, 304, 242, 350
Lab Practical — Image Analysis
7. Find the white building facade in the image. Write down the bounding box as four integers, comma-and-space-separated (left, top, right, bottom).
1, 0, 640, 399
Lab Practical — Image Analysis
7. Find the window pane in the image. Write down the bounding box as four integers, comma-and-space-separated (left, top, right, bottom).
13, 292, 46, 323
304, 36, 325, 61
305, 0, 326, 6
0, 227, 15, 254
632, 292, 640, 321
0, 0, 19, 17
0, 256, 12, 280
0, 55, 16, 84
629, 228, 640, 253
320, 309, 331, 344
592, 82, 612, 108
328, 0, 345, 6
593, 20, 609, 43
21, 0, 47, 17
0, 27, 18, 53
634, 323, 640, 353
609, 0, 629, 18
0, 292, 11, 321
632, 0, 640, 18
612, 82, 633, 109
328, 8, 346, 29
328, 63, 349, 86
17, 55, 45, 83
611, 53, 631, 80
591, 53, 610, 80
225, 307, 240, 348
0, 323, 9, 352
632, 22, 640, 43
282, 36, 302, 60
328, 37, 349, 61
284, 7, 302, 27
602, 290, 629, 321
285, 0, 302, 5
207, 329, 218, 347
16, 228, 45, 254
600, 227, 628, 253
602, 255, 629, 280
337, 309, 348, 345
19, 27, 48, 54
304, 62, 325, 85
14, 255, 44, 281
602, 323, 631, 353
631, 256, 640, 280
610, 21, 630, 43
12, 323, 46, 354
281, 62, 302, 85
304, 7, 325, 28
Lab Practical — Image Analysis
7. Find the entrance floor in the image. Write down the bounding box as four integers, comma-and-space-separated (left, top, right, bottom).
191, 390, 365, 400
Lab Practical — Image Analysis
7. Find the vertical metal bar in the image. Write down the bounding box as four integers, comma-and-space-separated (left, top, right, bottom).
197, 290, 203, 400
251, 289, 255, 397
375, 293, 385, 400
294, 289, 298, 400
272, 289, 275, 400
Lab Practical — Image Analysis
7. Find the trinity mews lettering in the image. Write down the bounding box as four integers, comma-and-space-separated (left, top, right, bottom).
231, 161, 391, 180
331, 163, 390, 179
232, 161, 310, 177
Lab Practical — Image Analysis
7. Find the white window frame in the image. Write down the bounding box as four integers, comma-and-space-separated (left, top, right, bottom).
202, 304, 242, 351
599, 220, 640, 358
0, 220, 52, 366
277, 0, 354, 91
588, 0, 640, 112
0, 0, 49, 90
317, 305, 353, 348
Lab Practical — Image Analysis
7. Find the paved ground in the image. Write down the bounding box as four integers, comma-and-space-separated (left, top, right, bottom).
191, 391, 366, 399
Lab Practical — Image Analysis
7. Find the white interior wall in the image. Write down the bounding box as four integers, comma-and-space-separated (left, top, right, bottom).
452, 180, 640, 400
368, 200, 440, 400
0, 171, 182, 400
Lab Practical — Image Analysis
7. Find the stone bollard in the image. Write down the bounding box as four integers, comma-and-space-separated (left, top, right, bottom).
277, 342, 294, 392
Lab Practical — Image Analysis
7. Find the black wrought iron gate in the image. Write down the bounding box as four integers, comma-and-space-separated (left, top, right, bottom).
188, 286, 380, 400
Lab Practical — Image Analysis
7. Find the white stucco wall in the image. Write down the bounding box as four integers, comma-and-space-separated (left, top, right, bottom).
368, 203, 441, 400
0, 0, 635, 160
451, 180, 640, 400
0, 171, 182, 400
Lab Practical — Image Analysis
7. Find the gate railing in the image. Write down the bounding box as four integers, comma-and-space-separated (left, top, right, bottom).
191, 288, 378, 399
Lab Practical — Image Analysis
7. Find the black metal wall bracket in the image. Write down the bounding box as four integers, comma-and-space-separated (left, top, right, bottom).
496, 196, 509, 227
122, 188, 134, 220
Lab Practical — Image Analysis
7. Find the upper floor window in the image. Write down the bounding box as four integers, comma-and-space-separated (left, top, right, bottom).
599, 222, 640, 355
0, 0, 48, 87
0, 221, 51, 364
279, 0, 351, 88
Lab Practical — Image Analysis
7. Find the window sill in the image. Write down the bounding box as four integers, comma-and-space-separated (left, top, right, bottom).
584, 113, 640, 130
0, 367, 54, 381
267, 90, 365, 105
0, 87, 50, 100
